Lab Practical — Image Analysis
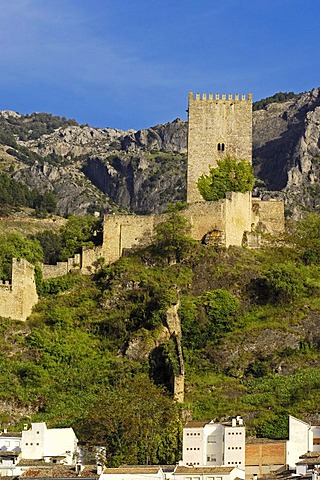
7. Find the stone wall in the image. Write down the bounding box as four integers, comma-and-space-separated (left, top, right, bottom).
225, 192, 252, 246
187, 92, 252, 203
41, 254, 81, 279
0, 258, 38, 321
102, 192, 252, 264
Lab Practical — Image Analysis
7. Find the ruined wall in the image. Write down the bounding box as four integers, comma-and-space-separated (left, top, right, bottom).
41, 254, 81, 279
187, 92, 252, 203
102, 202, 226, 265
166, 302, 185, 403
252, 199, 285, 234
0, 259, 38, 321
102, 193, 253, 264
103, 214, 159, 264
81, 246, 104, 274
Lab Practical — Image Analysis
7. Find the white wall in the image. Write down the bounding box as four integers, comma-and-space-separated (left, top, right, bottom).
223, 425, 245, 468
311, 426, 320, 452
183, 425, 206, 466
286, 416, 312, 469
0, 434, 21, 452
21, 423, 78, 465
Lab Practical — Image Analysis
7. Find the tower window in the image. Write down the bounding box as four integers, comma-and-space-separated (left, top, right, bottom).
217, 143, 225, 152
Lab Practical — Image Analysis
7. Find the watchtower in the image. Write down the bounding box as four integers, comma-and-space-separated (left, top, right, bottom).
187, 92, 253, 203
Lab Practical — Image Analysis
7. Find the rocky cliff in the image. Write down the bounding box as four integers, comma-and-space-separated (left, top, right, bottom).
253, 88, 320, 217
1, 89, 320, 217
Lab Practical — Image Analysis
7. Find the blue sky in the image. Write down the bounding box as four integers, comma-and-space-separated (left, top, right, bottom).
1, 0, 319, 130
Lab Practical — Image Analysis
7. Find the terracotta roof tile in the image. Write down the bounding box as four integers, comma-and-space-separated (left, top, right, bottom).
20, 466, 98, 478
174, 466, 235, 474
103, 467, 161, 475
184, 421, 208, 428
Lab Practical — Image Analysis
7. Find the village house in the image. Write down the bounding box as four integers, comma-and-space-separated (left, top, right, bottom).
0, 422, 78, 477
182, 417, 245, 469
20, 422, 78, 466
0, 429, 22, 476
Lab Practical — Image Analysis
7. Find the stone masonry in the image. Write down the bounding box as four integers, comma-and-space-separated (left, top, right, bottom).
0, 259, 38, 322
187, 92, 253, 203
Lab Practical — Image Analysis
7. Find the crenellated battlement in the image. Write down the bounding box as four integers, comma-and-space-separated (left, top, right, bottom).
189, 91, 252, 102
0, 279, 12, 289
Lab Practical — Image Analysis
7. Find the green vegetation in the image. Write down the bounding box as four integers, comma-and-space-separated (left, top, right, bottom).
253, 91, 298, 111
0, 234, 43, 279
2, 211, 320, 462
0, 214, 101, 280
0, 112, 78, 142
0, 173, 57, 216
6, 145, 65, 167
197, 155, 254, 201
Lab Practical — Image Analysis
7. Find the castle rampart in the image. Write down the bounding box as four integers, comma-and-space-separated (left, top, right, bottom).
0, 258, 38, 321
102, 192, 252, 264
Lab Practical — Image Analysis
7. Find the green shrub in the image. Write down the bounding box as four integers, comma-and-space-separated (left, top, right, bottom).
197, 155, 254, 201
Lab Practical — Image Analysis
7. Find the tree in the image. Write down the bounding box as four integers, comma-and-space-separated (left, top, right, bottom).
0, 233, 43, 280
31, 230, 62, 264
153, 202, 194, 263
58, 215, 101, 261
197, 155, 254, 201
77, 375, 181, 466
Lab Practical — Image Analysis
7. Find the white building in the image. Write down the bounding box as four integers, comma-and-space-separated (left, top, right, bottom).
21, 422, 78, 465
286, 416, 320, 470
182, 417, 245, 470
0, 430, 22, 476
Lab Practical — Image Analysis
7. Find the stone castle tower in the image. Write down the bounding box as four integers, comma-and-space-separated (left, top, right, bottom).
187, 92, 253, 203
0, 258, 38, 321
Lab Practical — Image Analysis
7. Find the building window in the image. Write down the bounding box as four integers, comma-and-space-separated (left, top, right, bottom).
217, 143, 225, 152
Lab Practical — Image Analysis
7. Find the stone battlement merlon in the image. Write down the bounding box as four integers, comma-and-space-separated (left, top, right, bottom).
189, 91, 252, 102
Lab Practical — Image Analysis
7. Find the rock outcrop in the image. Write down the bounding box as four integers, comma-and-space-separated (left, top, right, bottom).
253, 88, 320, 217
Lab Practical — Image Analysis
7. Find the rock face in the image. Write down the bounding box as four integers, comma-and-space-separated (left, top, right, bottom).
1, 89, 320, 217
253, 88, 320, 217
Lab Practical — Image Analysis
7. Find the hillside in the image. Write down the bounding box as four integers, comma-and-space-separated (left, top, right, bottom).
0, 89, 320, 217
1, 210, 320, 463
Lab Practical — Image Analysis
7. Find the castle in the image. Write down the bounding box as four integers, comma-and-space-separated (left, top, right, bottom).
0, 91, 285, 321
